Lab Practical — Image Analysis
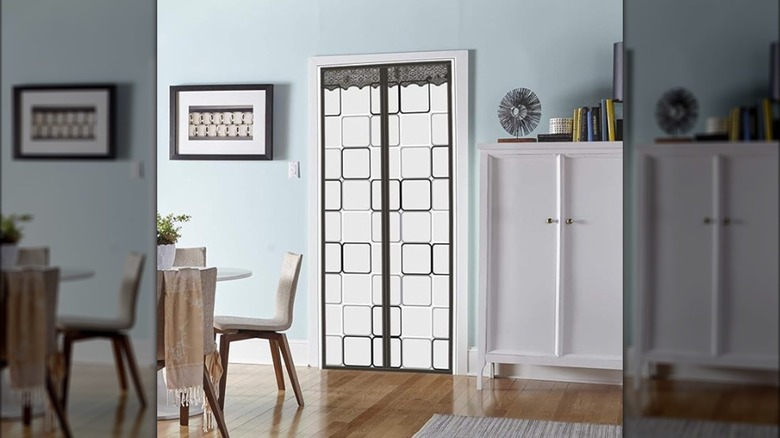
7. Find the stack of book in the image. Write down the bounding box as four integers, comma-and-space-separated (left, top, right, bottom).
537, 98, 623, 142
725, 98, 778, 141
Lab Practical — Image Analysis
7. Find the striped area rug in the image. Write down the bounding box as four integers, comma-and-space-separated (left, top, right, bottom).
624, 417, 779, 437
413, 414, 622, 437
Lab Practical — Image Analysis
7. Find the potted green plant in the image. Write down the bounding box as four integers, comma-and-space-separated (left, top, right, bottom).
1, 213, 33, 268
156, 212, 191, 269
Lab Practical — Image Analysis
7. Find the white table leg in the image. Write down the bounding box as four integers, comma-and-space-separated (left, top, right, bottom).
0, 369, 45, 419
157, 368, 203, 420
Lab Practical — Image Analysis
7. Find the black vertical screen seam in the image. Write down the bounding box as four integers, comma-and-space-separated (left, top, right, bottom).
380, 67, 391, 368
320, 68, 328, 366
446, 62, 454, 374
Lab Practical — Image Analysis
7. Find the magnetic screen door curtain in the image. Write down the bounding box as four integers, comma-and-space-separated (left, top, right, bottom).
321, 61, 454, 373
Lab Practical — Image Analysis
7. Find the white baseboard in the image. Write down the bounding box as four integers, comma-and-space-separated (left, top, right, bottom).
626, 346, 779, 386
68, 337, 155, 368
218, 336, 310, 367
467, 348, 623, 385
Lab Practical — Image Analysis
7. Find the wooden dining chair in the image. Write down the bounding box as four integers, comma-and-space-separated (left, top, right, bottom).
173, 247, 206, 267
17, 246, 50, 266
214, 252, 304, 409
1, 267, 72, 437
57, 252, 146, 409
157, 268, 229, 437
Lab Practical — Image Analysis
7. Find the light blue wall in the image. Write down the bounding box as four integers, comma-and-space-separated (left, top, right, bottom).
1, 0, 156, 359
623, 0, 778, 346
157, 0, 623, 348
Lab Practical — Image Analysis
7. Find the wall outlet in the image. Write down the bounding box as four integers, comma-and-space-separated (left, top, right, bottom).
288, 161, 300, 179
130, 161, 144, 179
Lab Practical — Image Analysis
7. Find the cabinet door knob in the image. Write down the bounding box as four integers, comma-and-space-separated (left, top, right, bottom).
703, 217, 712, 224
565, 218, 574, 225
546, 218, 554, 224
723, 218, 731, 225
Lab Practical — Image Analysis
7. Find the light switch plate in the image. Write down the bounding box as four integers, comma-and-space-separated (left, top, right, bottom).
288, 161, 300, 179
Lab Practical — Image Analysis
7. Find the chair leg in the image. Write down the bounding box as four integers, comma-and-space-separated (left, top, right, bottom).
179, 405, 189, 426
119, 335, 147, 407
111, 336, 128, 393
22, 403, 31, 426
61, 333, 74, 410
45, 372, 72, 438
269, 337, 285, 391
277, 334, 303, 407
218, 334, 230, 411
203, 366, 230, 438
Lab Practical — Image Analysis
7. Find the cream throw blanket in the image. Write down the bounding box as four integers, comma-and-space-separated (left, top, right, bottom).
2, 269, 63, 431
4, 270, 46, 400
162, 269, 223, 431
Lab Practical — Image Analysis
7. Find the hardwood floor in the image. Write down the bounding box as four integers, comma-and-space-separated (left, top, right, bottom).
157, 364, 622, 437
625, 377, 779, 425
1, 364, 156, 438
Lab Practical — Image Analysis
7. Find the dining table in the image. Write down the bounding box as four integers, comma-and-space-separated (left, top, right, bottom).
156, 266, 253, 420
0, 266, 96, 419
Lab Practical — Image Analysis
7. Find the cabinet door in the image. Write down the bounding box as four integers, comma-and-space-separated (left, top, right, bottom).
720, 154, 779, 360
487, 154, 558, 356
562, 155, 622, 358
644, 154, 714, 356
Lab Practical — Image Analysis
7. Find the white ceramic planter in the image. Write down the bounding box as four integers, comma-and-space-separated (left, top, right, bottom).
1, 244, 19, 268
157, 244, 176, 270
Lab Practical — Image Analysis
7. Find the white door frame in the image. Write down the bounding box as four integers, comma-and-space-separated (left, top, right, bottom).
307, 50, 470, 374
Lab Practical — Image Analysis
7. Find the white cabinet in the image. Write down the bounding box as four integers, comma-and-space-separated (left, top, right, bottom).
634, 142, 779, 384
477, 142, 623, 389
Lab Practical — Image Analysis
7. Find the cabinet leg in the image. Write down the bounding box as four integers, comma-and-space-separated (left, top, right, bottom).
476, 362, 486, 390
489, 362, 495, 379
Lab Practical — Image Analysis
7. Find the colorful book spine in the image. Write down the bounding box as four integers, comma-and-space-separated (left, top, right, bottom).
579, 107, 589, 141
572, 108, 580, 142
605, 99, 616, 141
600, 99, 609, 142
586, 107, 594, 141
591, 106, 601, 141
761, 98, 773, 140
728, 107, 741, 141
742, 106, 751, 141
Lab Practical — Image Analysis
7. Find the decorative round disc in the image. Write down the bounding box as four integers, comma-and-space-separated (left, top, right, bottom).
498, 88, 542, 137
656, 87, 698, 135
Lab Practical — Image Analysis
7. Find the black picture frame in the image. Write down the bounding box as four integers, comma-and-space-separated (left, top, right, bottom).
13, 84, 116, 160
169, 84, 274, 160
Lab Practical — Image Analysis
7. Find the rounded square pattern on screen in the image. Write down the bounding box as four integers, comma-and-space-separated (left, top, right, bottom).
342, 211, 372, 242
324, 274, 342, 304
342, 274, 372, 305
325, 304, 342, 335
402, 275, 432, 306
432, 147, 449, 178
343, 243, 371, 273
342, 180, 371, 210
401, 147, 431, 179
324, 212, 341, 242
325, 149, 342, 179
403, 338, 431, 369
401, 211, 432, 242
325, 335, 343, 366
401, 179, 431, 211
343, 306, 371, 335
324, 88, 341, 116
431, 113, 449, 146
342, 116, 371, 147
342, 87, 371, 116
324, 116, 342, 148
399, 113, 431, 146
402, 243, 432, 274
344, 336, 372, 367
342, 148, 370, 179
400, 84, 430, 114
